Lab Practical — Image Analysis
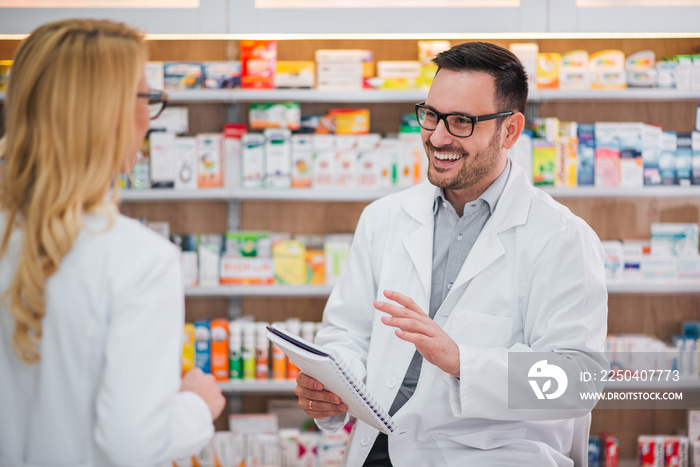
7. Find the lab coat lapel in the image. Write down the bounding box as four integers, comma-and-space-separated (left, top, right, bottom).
400, 182, 440, 305
448, 163, 532, 296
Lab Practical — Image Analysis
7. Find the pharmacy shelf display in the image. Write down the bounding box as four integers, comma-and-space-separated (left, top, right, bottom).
184, 281, 700, 298
4, 88, 700, 103
119, 186, 700, 202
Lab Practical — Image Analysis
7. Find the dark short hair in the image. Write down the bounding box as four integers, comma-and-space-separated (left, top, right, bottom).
432, 41, 528, 115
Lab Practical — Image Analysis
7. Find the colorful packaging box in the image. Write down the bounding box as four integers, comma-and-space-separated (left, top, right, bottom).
223, 123, 247, 189
275, 60, 315, 89
324, 234, 353, 286
220, 256, 274, 285
291, 134, 314, 188
626, 50, 656, 88
0, 60, 12, 91
240, 40, 276, 89
194, 320, 211, 374
559, 50, 589, 90
650, 223, 699, 256
639, 435, 664, 467
182, 323, 195, 376
249, 102, 301, 131
594, 122, 621, 187
312, 135, 336, 188
600, 432, 619, 467
203, 61, 241, 89
532, 139, 556, 186
537, 53, 561, 89
210, 319, 229, 382
197, 133, 224, 188
590, 50, 626, 89
556, 124, 578, 187
328, 108, 370, 135
164, 62, 204, 90
418, 41, 451, 88
273, 240, 307, 285
376, 60, 421, 89
577, 124, 596, 186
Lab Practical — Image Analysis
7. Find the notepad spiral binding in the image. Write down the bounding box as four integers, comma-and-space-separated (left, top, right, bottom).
327, 351, 395, 432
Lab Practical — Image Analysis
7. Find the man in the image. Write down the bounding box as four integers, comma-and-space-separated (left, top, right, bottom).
295, 41, 607, 466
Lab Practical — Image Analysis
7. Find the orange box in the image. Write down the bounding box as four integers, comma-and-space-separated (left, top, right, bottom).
305, 249, 326, 285
210, 319, 229, 382
240, 40, 277, 89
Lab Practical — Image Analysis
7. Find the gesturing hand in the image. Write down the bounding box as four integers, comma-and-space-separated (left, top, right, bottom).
376, 290, 461, 378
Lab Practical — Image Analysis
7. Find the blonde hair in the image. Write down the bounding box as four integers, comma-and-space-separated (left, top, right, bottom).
0, 19, 146, 365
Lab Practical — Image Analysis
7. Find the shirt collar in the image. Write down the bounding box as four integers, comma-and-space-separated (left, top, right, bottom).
432, 158, 512, 216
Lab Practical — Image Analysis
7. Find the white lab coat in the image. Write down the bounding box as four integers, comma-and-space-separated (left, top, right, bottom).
0, 209, 212, 467
315, 162, 608, 467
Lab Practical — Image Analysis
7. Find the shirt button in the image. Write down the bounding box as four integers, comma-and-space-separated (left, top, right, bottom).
361, 435, 371, 446
457, 234, 463, 241
447, 282, 453, 290
387, 378, 396, 389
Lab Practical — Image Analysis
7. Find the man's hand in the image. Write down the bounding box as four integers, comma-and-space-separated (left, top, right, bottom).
377, 290, 461, 378
295, 372, 348, 419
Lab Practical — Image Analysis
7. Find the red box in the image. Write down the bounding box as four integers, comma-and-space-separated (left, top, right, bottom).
240, 40, 276, 89
600, 432, 619, 467
638, 435, 664, 467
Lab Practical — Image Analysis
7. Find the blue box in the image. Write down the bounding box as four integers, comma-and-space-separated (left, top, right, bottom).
194, 319, 211, 374
577, 123, 595, 186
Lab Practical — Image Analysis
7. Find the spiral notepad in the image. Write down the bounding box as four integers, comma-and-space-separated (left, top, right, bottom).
266, 324, 397, 435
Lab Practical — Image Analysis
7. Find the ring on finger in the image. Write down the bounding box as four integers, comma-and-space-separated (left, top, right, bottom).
309, 400, 313, 411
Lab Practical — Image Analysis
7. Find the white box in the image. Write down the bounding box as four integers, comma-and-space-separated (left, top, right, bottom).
174, 136, 198, 190
335, 150, 358, 188
224, 137, 242, 189
324, 234, 353, 286
601, 240, 624, 281
509, 43, 538, 90
689, 410, 700, 444
313, 135, 336, 188
622, 239, 650, 279
145, 61, 164, 90
181, 251, 198, 287
149, 132, 177, 186
264, 128, 292, 188
241, 133, 266, 189
642, 255, 678, 281
198, 244, 220, 288
291, 134, 314, 189
651, 223, 700, 256
617, 122, 644, 187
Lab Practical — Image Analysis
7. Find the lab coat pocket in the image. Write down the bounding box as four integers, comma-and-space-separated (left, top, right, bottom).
448, 309, 513, 348
433, 426, 528, 451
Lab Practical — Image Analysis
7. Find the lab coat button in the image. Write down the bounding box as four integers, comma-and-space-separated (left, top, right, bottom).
447, 282, 453, 289
387, 377, 397, 388
361, 435, 371, 446
457, 234, 463, 241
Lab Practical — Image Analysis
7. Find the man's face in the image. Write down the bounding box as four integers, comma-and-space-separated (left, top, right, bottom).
422, 69, 506, 191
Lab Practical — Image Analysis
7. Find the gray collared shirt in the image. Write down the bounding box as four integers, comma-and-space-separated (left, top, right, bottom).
387, 159, 512, 417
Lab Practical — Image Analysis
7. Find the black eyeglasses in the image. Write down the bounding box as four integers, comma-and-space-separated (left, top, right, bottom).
414, 102, 513, 138
137, 89, 169, 120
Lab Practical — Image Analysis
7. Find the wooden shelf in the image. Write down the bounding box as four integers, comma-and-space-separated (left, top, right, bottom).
217, 379, 297, 394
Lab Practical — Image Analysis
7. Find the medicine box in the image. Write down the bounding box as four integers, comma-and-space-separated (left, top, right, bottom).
241, 134, 265, 189
577, 124, 596, 186
263, 128, 292, 189
650, 223, 699, 256
194, 320, 211, 374
676, 132, 693, 186
594, 122, 621, 187
240, 40, 277, 89
643, 124, 663, 186
692, 132, 700, 185
197, 134, 223, 188
174, 137, 198, 190
220, 256, 274, 285
275, 60, 315, 89
617, 122, 644, 188
537, 53, 561, 89
203, 61, 241, 89
660, 131, 678, 185
532, 139, 556, 186
164, 62, 204, 90
291, 134, 314, 188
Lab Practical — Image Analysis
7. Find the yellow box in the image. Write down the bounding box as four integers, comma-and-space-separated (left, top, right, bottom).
273, 240, 307, 285
0, 60, 11, 92
182, 323, 195, 377
537, 53, 561, 89
329, 108, 370, 135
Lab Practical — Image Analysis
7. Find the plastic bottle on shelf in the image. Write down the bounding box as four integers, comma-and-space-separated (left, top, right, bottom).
242, 322, 257, 380
256, 322, 270, 380
271, 321, 287, 381
301, 321, 316, 343
228, 320, 243, 379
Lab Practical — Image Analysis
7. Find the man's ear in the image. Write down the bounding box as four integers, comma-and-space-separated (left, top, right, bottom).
502, 112, 526, 150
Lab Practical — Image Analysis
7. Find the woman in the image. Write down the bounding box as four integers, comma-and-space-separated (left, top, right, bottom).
0, 19, 225, 466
